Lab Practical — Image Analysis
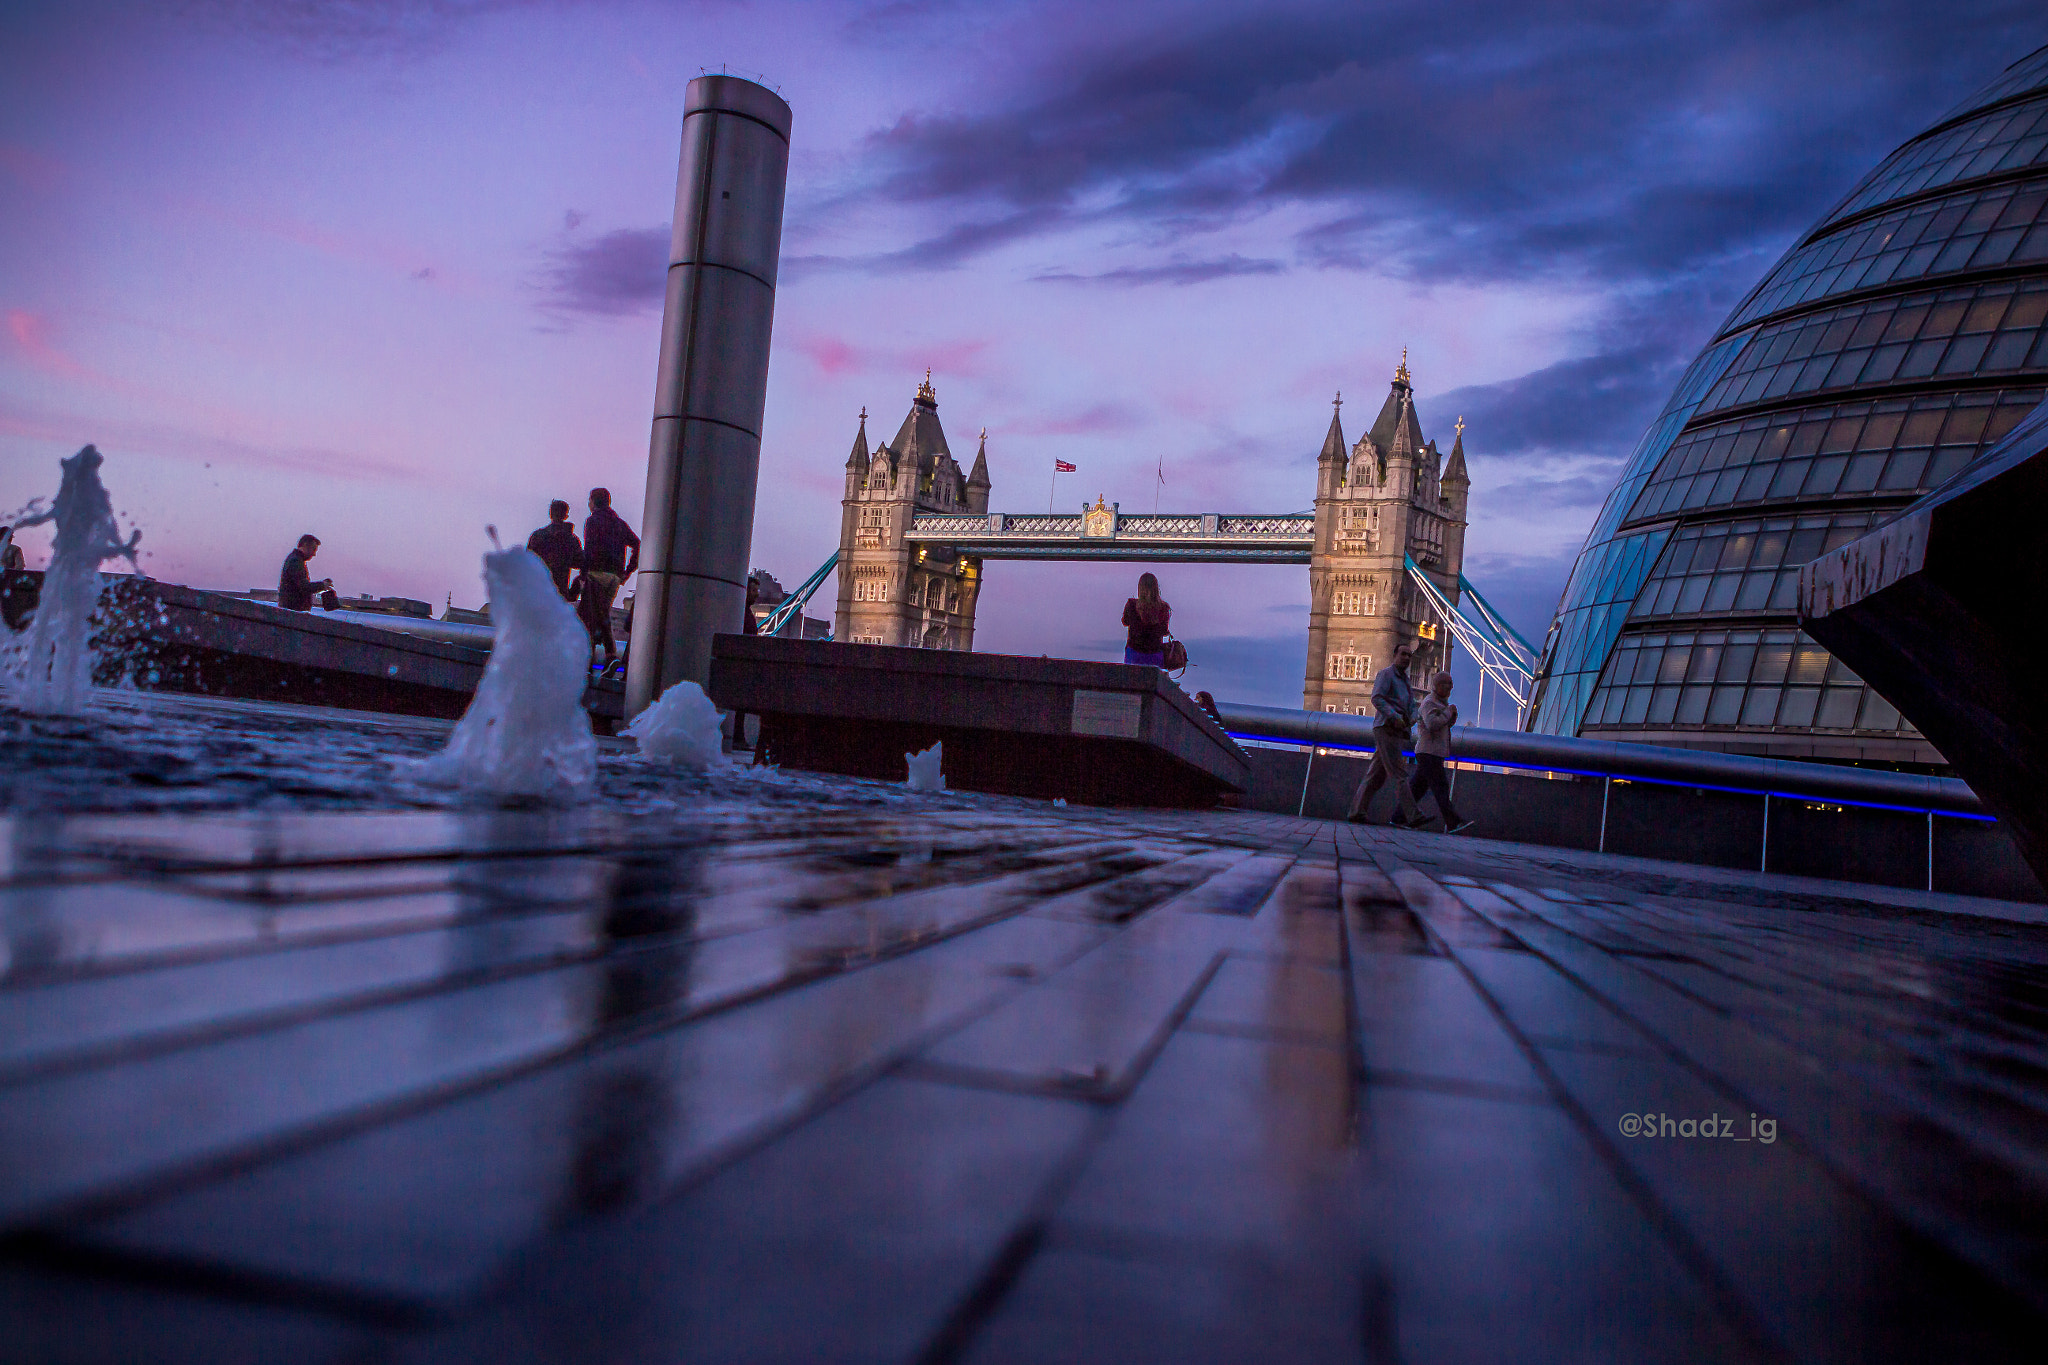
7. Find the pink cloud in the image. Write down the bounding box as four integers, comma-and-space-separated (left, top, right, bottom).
164, 194, 474, 293
5, 310, 90, 382
1003, 402, 1144, 437
791, 333, 994, 383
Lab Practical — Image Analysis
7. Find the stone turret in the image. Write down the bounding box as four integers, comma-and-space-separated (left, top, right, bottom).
834, 375, 991, 651
966, 429, 992, 514
1303, 351, 1466, 712
1440, 417, 1472, 588
1315, 392, 1347, 498
844, 408, 870, 486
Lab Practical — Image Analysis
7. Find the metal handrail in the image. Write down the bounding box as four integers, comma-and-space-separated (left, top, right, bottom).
1213, 700, 1985, 816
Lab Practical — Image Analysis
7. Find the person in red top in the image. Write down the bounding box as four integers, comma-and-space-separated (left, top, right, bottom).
1122, 572, 1170, 667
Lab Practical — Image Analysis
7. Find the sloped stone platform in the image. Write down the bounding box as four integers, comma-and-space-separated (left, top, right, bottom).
707, 635, 1248, 807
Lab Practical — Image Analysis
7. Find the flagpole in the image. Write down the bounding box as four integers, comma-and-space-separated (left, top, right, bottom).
1049, 464, 1056, 513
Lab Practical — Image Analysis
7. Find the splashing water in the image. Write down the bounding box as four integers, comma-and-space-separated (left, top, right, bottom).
906, 741, 945, 791
4, 445, 141, 714
625, 680, 727, 768
414, 536, 595, 799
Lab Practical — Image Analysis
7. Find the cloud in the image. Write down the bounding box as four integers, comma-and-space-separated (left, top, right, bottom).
539, 225, 668, 317
789, 333, 994, 384
5, 310, 91, 383
858, 0, 2043, 295
171, 0, 574, 62
1033, 254, 1285, 286
1003, 403, 1145, 437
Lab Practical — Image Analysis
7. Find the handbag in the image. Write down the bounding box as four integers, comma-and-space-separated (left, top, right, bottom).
1162, 636, 1188, 672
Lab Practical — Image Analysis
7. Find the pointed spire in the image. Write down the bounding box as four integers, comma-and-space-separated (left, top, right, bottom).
1444, 415, 1470, 486
916, 368, 937, 407
967, 427, 991, 488
1319, 391, 1347, 464
845, 406, 871, 474
1394, 346, 1411, 386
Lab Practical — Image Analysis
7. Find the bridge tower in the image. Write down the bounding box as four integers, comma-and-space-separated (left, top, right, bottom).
1304, 355, 1470, 712
834, 374, 990, 649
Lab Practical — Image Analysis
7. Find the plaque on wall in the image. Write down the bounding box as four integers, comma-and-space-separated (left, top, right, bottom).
1071, 688, 1143, 738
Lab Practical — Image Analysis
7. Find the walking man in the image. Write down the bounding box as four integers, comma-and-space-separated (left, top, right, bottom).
526, 500, 583, 602
578, 488, 640, 669
1345, 639, 1424, 826
1410, 670, 1474, 834
278, 535, 336, 612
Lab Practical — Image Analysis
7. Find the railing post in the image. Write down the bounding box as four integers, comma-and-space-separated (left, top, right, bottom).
1598, 775, 1611, 853
1761, 793, 1770, 873
1926, 810, 1935, 892
1297, 743, 1318, 818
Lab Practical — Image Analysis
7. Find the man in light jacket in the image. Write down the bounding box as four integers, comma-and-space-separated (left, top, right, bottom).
1346, 640, 1424, 826
1410, 670, 1474, 834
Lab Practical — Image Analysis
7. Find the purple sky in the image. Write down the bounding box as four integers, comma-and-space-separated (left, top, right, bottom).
2, 0, 2041, 710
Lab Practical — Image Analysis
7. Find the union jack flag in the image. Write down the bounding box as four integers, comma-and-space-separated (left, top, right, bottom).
1054, 459, 1077, 472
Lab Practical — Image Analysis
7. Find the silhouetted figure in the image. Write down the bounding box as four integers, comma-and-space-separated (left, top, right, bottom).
279, 535, 337, 612
1122, 572, 1170, 666
527, 500, 583, 602
578, 488, 640, 668
1346, 640, 1423, 826
1409, 670, 1472, 834
1, 535, 23, 572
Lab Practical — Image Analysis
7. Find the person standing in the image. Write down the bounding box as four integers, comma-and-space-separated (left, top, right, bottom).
278, 535, 335, 612
526, 500, 583, 602
1122, 572, 1171, 666
1409, 670, 1474, 834
1345, 639, 1424, 826
578, 488, 640, 669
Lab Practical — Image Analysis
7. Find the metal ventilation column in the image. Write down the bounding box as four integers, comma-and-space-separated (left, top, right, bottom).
625, 75, 791, 717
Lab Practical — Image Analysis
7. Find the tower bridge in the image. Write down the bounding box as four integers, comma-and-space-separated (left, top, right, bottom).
809, 362, 1537, 721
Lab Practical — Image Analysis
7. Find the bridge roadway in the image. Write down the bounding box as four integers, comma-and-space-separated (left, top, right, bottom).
906, 511, 1316, 563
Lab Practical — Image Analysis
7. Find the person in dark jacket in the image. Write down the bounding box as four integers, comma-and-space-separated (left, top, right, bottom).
578, 488, 640, 668
278, 535, 335, 612
1122, 572, 1170, 666
1345, 640, 1424, 826
526, 501, 582, 602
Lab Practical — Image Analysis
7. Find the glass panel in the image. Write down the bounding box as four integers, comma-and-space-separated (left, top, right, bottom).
1706, 686, 1744, 725
1778, 687, 1820, 728
1741, 687, 1782, 726
1677, 686, 1711, 725
1816, 686, 1862, 728
1753, 636, 1793, 685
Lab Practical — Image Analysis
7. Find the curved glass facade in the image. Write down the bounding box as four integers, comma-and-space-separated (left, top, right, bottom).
1529, 42, 2048, 765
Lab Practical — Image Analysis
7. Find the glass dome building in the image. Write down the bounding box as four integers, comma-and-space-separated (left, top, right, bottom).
1527, 43, 2048, 767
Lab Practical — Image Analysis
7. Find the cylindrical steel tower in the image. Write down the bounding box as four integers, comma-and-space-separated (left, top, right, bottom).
625, 75, 791, 717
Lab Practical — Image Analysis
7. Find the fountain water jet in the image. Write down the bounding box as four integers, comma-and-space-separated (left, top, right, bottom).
624, 680, 726, 768
414, 533, 596, 799
4, 445, 141, 715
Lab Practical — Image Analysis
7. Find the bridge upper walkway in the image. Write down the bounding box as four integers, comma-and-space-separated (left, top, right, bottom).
905, 511, 1315, 562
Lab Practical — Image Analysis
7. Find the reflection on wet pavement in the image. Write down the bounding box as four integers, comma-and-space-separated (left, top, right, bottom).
5, 757, 2048, 1360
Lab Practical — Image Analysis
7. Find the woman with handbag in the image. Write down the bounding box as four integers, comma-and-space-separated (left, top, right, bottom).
1122, 573, 1173, 667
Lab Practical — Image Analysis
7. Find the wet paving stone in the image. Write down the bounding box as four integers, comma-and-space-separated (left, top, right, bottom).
4, 725, 2048, 1360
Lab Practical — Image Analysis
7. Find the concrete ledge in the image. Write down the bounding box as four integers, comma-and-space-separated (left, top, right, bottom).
707, 636, 1248, 807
